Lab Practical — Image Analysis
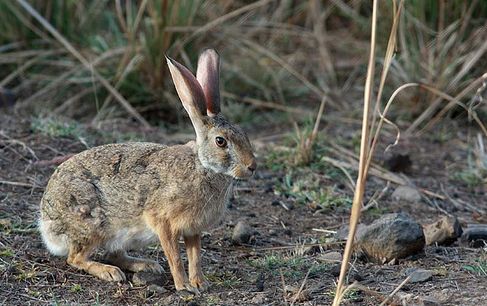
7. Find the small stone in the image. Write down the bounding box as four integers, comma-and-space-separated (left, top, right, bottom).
355, 213, 425, 263
319, 251, 342, 263
423, 216, 462, 245
405, 268, 433, 283
271, 200, 280, 206
392, 186, 422, 203
232, 221, 254, 245
147, 284, 168, 294
461, 225, 487, 247
132, 272, 166, 286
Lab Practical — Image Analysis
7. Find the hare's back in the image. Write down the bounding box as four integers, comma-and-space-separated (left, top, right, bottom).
58, 142, 167, 176
41, 142, 168, 215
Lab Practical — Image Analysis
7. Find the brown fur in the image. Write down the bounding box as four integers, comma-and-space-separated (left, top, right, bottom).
39, 50, 256, 293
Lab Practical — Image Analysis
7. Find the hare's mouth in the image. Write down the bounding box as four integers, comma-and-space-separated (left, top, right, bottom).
231, 167, 254, 179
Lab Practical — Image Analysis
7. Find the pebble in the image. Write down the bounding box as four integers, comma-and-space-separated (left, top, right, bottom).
147, 284, 168, 294
405, 268, 433, 283
392, 185, 422, 203
355, 213, 425, 263
319, 251, 343, 263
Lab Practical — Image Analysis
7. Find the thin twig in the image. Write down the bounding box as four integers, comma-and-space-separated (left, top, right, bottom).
378, 275, 412, 306
291, 268, 311, 306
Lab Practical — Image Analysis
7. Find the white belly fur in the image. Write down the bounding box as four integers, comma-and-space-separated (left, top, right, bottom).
104, 224, 157, 252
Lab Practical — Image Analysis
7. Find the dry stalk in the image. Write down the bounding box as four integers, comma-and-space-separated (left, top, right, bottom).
333, 1, 403, 304
378, 275, 412, 306
290, 268, 311, 306
294, 96, 326, 165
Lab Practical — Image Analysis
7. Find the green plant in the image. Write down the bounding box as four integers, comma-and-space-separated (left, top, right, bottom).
70, 284, 83, 293
274, 171, 351, 210
249, 254, 329, 281
31, 117, 82, 138
205, 271, 241, 288
464, 260, 487, 277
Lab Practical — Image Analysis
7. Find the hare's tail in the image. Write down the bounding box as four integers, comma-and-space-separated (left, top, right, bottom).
38, 218, 69, 256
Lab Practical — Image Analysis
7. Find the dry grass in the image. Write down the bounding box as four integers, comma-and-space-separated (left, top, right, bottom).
333, 0, 403, 304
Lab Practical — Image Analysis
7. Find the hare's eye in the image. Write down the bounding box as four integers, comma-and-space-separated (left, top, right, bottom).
215, 136, 227, 148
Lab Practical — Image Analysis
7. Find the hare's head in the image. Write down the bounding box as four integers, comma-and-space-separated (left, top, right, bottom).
166, 49, 256, 179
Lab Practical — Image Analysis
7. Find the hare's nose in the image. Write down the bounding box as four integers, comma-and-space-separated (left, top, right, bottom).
247, 160, 257, 173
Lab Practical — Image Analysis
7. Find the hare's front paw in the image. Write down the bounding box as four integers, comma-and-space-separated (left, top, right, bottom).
95, 264, 126, 282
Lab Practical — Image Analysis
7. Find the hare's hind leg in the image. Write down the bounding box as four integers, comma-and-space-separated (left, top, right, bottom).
105, 250, 164, 274
67, 244, 126, 282
184, 235, 208, 290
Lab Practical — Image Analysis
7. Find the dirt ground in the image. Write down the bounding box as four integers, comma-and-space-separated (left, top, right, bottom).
1, 111, 487, 306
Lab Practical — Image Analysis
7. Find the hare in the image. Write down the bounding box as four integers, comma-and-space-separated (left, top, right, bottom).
38, 49, 256, 293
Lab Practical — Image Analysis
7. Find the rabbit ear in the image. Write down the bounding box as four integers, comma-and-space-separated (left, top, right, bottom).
196, 49, 221, 116
166, 56, 207, 139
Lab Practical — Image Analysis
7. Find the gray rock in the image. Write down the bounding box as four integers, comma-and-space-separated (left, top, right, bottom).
461, 224, 487, 247
335, 223, 367, 241
355, 213, 425, 263
405, 268, 433, 283
423, 215, 462, 245
392, 186, 422, 203
232, 221, 254, 245
132, 272, 166, 286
